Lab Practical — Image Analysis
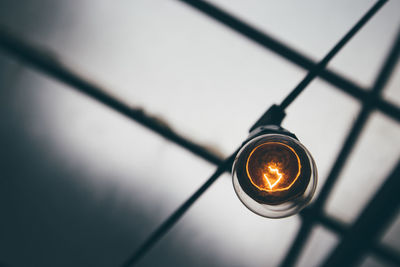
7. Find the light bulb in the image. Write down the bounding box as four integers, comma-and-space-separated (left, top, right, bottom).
232, 127, 317, 218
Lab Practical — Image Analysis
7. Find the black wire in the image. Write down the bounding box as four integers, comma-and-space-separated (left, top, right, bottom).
0, 0, 391, 266
120, 1, 389, 266
279, 0, 388, 110
0, 5, 395, 265
279, 19, 400, 267
179, 0, 399, 122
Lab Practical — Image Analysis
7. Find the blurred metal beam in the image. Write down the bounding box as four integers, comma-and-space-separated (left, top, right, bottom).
317, 215, 400, 266
373, 243, 400, 267
0, 27, 224, 166
376, 98, 400, 122
177, 0, 400, 122
317, 214, 346, 235
0, 2, 398, 266
280, 25, 400, 267
314, 25, 400, 211
279, 219, 313, 267
121, 2, 392, 265
278, 0, 388, 110
120, 152, 237, 267
322, 161, 400, 267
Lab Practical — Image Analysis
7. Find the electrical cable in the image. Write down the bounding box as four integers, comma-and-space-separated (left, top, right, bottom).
279, 0, 388, 110
120, 1, 389, 266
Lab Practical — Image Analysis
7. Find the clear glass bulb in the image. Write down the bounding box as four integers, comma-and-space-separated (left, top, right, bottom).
232, 133, 317, 218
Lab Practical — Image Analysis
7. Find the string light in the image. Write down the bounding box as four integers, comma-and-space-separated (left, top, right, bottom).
232, 127, 317, 218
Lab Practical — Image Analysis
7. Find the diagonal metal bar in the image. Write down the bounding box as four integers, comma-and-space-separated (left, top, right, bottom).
322, 161, 400, 267
0, 27, 224, 166
121, 2, 391, 265
279, 25, 400, 267
280, 220, 314, 267
376, 98, 400, 123
315, 25, 400, 211
120, 152, 237, 267
177, 0, 400, 122
316, 214, 400, 266
1, 25, 397, 267
0, 3, 398, 266
279, 0, 388, 109
317, 214, 346, 235
372, 243, 400, 267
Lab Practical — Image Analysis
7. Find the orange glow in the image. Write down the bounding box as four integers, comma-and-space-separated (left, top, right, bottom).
264, 166, 283, 189
246, 142, 301, 192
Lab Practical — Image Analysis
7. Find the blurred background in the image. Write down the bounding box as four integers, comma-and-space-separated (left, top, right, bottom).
0, 0, 399, 266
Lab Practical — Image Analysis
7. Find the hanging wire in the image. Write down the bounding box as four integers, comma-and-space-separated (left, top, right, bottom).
279, 25, 400, 267
279, 0, 388, 110
179, 0, 399, 122
120, 1, 388, 266
0, 0, 394, 266
0, 8, 396, 262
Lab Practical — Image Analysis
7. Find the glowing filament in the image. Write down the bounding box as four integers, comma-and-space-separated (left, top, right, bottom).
245, 141, 302, 192
264, 166, 283, 189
